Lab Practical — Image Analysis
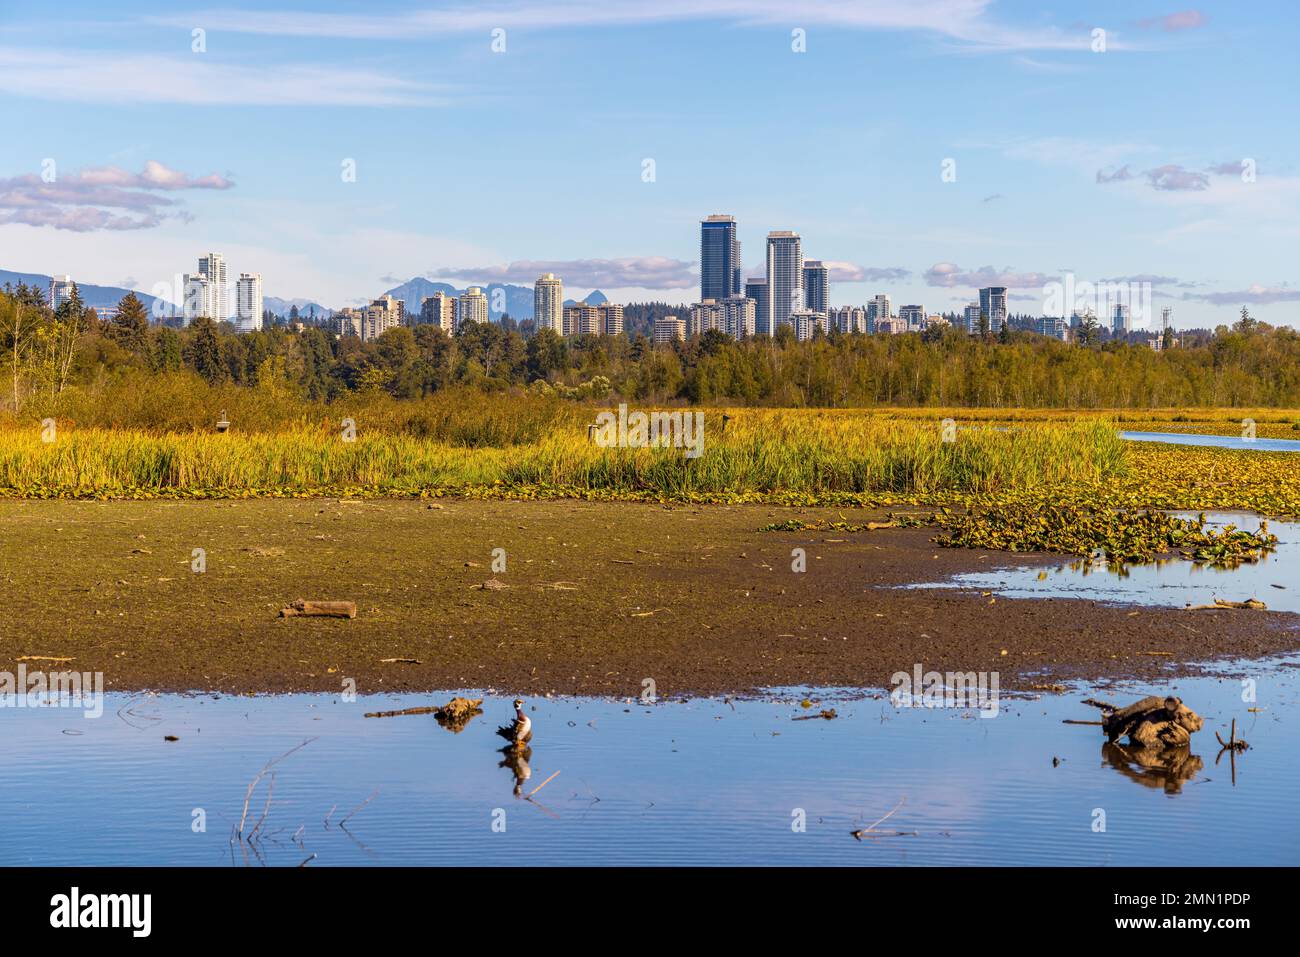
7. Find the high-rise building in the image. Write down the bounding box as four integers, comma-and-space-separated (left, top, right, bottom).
48, 275, 76, 310
419, 291, 455, 332
765, 231, 803, 335
788, 309, 827, 342
1038, 316, 1068, 340
653, 315, 686, 345
563, 303, 602, 336
700, 215, 742, 302
362, 295, 404, 341
458, 286, 488, 326
831, 305, 867, 334
867, 294, 892, 332
978, 286, 1007, 333
964, 302, 982, 333
598, 303, 624, 336
534, 273, 564, 333
723, 296, 756, 339
182, 274, 215, 324
198, 252, 228, 322
899, 304, 925, 331
689, 299, 725, 337
1112, 303, 1130, 335
802, 261, 829, 316
336, 307, 362, 338
235, 273, 263, 332
745, 278, 770, 336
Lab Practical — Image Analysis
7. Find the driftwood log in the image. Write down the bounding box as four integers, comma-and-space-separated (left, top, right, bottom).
1083, 695, 1203, 748
279, 599, 357, 619
364, 697, 484, 733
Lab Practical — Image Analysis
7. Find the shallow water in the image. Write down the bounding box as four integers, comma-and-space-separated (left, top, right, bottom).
909, 512, 1297, 613
3, 661, 1297, 866
1122, 430, 1300, 452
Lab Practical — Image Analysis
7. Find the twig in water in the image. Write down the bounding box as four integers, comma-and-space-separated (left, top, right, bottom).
247, 771, 276, 841
851, 797, 916, 840
238, 738, 317, 840
339, 790, 379, 827
526, 770, 561, 799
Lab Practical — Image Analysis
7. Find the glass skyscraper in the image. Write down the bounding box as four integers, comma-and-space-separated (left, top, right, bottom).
700, 215, 742, 302
766, 231, 803, 335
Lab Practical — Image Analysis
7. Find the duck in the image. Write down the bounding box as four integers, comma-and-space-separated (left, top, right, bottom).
496, 698, 533, 747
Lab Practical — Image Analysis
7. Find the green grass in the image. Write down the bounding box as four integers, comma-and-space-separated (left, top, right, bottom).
0, 414, 1127, 502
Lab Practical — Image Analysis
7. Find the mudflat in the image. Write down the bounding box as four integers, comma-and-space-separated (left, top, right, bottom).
1, 498, 1294, 697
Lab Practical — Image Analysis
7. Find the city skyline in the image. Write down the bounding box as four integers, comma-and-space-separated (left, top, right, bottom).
1, 1, 1296, 330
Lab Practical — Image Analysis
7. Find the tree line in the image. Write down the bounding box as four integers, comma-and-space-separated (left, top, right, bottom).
2, 282, 1296, 410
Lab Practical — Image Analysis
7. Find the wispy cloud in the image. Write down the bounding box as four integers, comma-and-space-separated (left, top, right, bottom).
0, 161, 233, 231
1136, 10, 1207, 32
149, 1, 1114, 53
924, 262, 1050, 289
1144, 164, 1210, 191
0, 48, 439, 106
437, 257, 697, 289
1186, 284, 1300, 306
1098, 159, 1258, 192
825, 263, 910, 282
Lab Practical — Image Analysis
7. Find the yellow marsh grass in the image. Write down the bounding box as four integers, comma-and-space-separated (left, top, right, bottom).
0, 415, 1126, 499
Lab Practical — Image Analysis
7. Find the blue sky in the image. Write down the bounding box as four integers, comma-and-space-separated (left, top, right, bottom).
1, 0, 1297, 328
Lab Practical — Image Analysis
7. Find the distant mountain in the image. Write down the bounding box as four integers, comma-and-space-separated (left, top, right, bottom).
563, 290, 609, 307
382, 277, 535, 320
0, 267, 176, 314
264, 296, 332, 318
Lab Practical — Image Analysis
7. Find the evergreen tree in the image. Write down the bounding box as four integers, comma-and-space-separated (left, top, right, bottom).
185, 316, 225, 382
109, 292, 151, 355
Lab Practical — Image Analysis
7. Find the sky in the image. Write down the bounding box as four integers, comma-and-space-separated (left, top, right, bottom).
1, 0, 1297, 329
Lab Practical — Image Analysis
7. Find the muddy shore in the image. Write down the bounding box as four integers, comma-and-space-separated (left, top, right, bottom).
1, 498, 1294, 697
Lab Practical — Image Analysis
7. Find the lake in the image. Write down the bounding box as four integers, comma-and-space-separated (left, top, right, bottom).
3, 662, 1295, 866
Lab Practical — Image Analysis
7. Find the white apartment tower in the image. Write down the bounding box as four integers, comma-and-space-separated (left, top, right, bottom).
458, 286, 489, 326
765, 231, 803, 335
235, 273, 263, 332
197, 252, 228, 322
534, 273, 564, 333
49, 275, 76, 310
182, 274, 216, 324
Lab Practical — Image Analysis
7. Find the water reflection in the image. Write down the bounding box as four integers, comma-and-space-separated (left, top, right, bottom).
3, 664, 1297, 866
908, 512, 1299, 612
499, 744, 533, 797
1102, 742, 1204, 794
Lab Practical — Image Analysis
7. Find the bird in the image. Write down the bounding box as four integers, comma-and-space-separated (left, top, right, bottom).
496, 698, 533, 747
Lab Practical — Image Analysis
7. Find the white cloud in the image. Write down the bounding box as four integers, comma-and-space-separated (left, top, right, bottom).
148, 1, 1115, 53
0, 48, 440, 106
0, 161, 234, 231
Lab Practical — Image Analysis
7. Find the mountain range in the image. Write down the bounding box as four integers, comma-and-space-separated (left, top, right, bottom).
3, 266, 608, 324
0, 267, 175, 314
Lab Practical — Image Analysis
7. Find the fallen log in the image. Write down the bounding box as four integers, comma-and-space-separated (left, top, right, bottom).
364, 696, 484, 733
279, 599, 357, 619
1082, 695, 1203, 748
